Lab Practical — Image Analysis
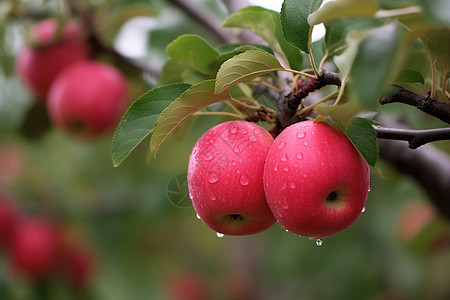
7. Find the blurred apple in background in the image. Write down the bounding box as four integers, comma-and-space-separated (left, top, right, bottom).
0, 194, 19, 248
16, 19, 90, 102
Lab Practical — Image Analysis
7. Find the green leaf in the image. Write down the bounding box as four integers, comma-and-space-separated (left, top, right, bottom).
214, 45, 274, 70
215, 50, 283, 94
308, 0, 378, 25
420, 29, 450, 75
150, 80, 232, 156
333, 31, 365, 77
345, 117, 378, 167
280, 0, 323, 53
395, 68, 425, 84
315, 99, 363, 129
222, 6, 303, 69
111, 83, 191, 167
350, 22, 402, 109
417, 0, 450, 25
166, 34, 219, 75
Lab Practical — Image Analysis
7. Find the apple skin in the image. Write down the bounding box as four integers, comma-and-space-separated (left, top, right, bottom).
0, 195, 18, 248
10, 218, 62, 280
47, 61, 128, 139
187, 121, 276, 235
62, 244, 95, 290
263, 120, 370, 238
16, 19, 90, 101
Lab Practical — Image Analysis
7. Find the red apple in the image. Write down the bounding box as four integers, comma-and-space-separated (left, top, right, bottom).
263, 120, 370, 238
164, 271, 209, 300
0, 195, 18, 248
16, 19, 90, 101
10, 217, 62, 280
62, 244, 95, 290
47, 61, 128, 139
187, 121, 276, 236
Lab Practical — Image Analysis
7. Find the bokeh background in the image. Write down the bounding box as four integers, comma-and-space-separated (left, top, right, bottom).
1, 0, 450, 299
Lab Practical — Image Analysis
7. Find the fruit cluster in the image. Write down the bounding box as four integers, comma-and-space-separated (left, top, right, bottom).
16, 19, 128, 139
0, 194, 94, 290
187, 120, 370, 240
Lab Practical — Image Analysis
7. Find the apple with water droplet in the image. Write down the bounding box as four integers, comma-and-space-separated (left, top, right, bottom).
48, 61, 128, 139
187, 121, 276, 235
263, 120, 370, 238
16, 19, 90, 101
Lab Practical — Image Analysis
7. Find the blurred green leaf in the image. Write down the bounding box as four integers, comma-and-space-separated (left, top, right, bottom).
350, 22, 402, 109
280, 0, 323, 53
395, 69, 425, 84
315, 99, 363, 129
308, 0, 378, 25
166, 34, 219, 75
420, 29, 450, 76
222, 6, 303, 69
417, 0, 450, 25
215, 50, 283, 94
111, 83, 191, 167
150, 80, 231, 156
345, 117, 378, 167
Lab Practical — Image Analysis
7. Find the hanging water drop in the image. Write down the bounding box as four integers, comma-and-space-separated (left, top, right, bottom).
210, 194, 217, 201
281, 153, 288, 162
196, 213, 201, 220
281, 182, 287, 190
230, 126, 237, 134
239, 174, 249, 186
361, 205, 366, 213
296, 152, 303, 160
316, 239, 323, 246
289, 182, 296, 189
274, 164, 279, 172
233, 145, 240, 153
283, 166, 289, 172
217, 232, 224, 238
303, 141, 309, 146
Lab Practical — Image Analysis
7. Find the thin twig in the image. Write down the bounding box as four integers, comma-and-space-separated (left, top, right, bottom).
374, 126, 450, 149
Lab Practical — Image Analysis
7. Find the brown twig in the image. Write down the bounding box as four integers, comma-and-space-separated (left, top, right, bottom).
374, 126, 450, 149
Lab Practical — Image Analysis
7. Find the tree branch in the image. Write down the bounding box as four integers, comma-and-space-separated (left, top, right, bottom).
374, 126, 450, 149
377, 118, 450, 220
166, 0, 231, 44
380, 85, 450, 124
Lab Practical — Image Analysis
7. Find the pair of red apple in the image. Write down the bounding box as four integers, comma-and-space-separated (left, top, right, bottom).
0, 195, 94, 289
16, 19, 128, 139
187, 120, 370, 240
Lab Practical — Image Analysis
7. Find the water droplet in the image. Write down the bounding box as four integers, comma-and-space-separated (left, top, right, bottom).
233, 145, 240, 153
196, 213, 201, 220
253, 128, 260, 134
297, 131, 306, 139
239, 174, 249, 186
303, 141, 309, 146
281, 153, 288, 162
308, 237, 315, 241
204, 152, 213, 161
281, 182, 287, 190
285, 229, 289, 232
296, 152, 303, 160
217, 232, 224, 238
224, 136, 230, 141
208, 173, 219, 183
249, 135, 257, 141
283, 166, 289, 172
302, 174, 308, 178
282, 203, 289, 209
239, 129, 248, 134
278, 142, 286, 150
231, 161, 237, 166
211, 194, 217, 201
316, 238, 323, 247
209, 139, 215, 144
230, 126, 237, 134
368, 187, 371, 192
361, 205, 366, 213
289, 182, 296, 189
274, 164, 279, 172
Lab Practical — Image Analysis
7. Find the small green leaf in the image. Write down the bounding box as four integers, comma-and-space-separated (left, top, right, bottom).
222, 6, 303, 69
166, 34, 219, 75
150, 80, 232, 156
417, 0, 450, 25
315, 99, 363, 129
280, 0, 323, 53
350, 22, 402, 109
420, 29, 450, 75
395, 69, 425, 84
345, 117, 378, 167
111, 83, 191, 167
214, 45, 274, 70
215, 50, 283, 94
308, 0, 378, 25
